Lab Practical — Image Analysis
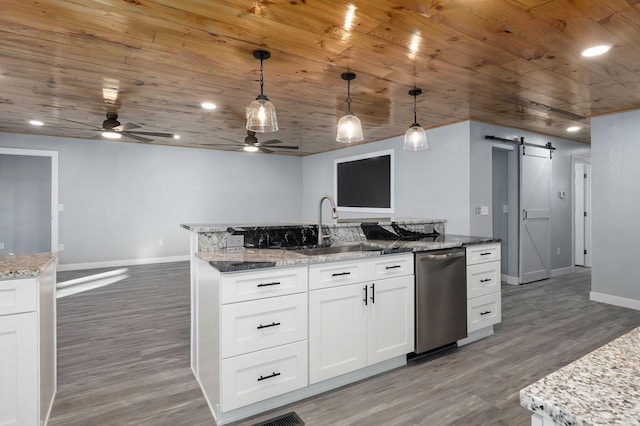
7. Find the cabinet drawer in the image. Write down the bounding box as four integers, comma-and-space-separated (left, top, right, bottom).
220, 267, 307, 304
309, 260, 367, 290
466, 243, 501, 265
221, 340, 308, 411
366, 254, 414, 280
221, 293, 307, 358
0, 278, 37, 316
468, 292, 501, 333
467, 261, 501, 299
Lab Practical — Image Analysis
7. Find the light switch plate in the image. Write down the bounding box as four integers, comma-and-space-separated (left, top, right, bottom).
0, 242, 4, 249
226, 235, 244, 248
480, 206, 489, 216
503, 205, 509, 214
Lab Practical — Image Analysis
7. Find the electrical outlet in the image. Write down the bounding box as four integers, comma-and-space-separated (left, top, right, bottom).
58, 203, 64, 211
503, 205, 509, 214
0, 242, 4, 249
226, 235, 244, 248
159, 239, 164, 246
556, 247, 561, 256
58, 243, 65, 251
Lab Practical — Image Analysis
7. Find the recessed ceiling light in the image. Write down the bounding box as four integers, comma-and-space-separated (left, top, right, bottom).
581, 45, 611, 57
243, 145, 259, 152
201, 102, 217, 110
173, 134, 181, 139
29, 120, 44, 126
567, 126, 581, 132
101, 131, 122, 139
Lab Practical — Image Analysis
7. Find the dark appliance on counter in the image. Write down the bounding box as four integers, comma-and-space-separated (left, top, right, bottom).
414, 248, 467, 354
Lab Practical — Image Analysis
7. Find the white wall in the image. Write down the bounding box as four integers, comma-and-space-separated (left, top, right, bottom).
0, 133, 302, 267
591, 110, 640, 309
302, 122, 471, 234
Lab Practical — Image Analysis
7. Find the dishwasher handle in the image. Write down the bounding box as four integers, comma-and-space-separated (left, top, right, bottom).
419, 251, 466, 261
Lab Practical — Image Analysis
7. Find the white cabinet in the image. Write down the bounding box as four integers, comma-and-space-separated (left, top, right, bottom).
466, 243, 501, 333
309, 254, 414, 384
0, 259, 56, 426
196, 263, 308, 415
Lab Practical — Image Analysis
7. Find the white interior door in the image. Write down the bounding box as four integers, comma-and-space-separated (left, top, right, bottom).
519, 145, 552, 283
574, 163, 586, 266
573, 162, 591, 267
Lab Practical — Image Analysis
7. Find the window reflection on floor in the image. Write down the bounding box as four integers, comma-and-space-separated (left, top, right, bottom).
56, 268, 129, 298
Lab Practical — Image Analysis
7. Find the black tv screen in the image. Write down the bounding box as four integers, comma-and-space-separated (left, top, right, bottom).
335, 150, 394, 212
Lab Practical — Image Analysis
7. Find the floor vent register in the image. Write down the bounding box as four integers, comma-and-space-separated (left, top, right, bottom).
252, 412, 305, 426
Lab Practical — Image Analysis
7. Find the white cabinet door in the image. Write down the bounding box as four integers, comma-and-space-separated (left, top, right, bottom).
309, 283, 367, 384
0, 312, 38, 426
368, 275, 415, 365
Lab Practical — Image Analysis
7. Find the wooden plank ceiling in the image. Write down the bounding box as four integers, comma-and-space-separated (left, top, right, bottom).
2, 0, 640, 156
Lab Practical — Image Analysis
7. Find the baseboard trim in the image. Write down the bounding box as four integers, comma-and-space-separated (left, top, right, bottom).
590, 292, 640, 311
458, 326, 494, 346
551, 266, 575, 277
503, 274, 519, 285
58, 255, 190, 271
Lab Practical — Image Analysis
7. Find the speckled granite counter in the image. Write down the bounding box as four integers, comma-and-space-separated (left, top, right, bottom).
0, 252, 57, 279
520, 326, 640, 425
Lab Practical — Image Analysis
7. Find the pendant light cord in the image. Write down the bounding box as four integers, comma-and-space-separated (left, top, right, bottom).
412, 92, 418, 126
259, 58, 265, 97
346, 79, 352, 114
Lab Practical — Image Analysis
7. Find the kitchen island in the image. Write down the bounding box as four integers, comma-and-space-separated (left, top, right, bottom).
520, 325, 640, 425
183, 219, 501, 425
0, 252, 57, 426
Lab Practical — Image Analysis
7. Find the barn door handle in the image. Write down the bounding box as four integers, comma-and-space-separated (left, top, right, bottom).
522, 209, 528, 220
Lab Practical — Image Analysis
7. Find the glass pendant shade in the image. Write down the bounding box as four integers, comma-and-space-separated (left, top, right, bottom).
337, 112, 363, 143
246, 50, 278, 133
403, 88, 428, 151
246, 96, 278, 133
403, 125, 428, 150
336, 71, 363, 143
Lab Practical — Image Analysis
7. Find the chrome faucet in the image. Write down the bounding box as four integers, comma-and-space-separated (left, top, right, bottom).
318, 195, 339, 245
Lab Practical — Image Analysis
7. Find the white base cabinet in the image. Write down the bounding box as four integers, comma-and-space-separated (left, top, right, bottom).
465, 243, 501, 334
0, 259, 56, 426
309, 254, 414, 384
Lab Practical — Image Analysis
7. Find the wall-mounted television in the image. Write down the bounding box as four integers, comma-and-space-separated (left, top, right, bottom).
334, 149, 394, 214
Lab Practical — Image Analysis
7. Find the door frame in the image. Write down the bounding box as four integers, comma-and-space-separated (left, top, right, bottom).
572, 155, 591, 267
0, 147, 59, 253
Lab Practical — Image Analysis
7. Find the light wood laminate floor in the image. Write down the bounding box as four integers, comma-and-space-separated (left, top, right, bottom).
49, 264, 640, 426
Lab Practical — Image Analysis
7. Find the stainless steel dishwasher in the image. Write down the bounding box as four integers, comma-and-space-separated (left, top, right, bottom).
414, 247, 467, 354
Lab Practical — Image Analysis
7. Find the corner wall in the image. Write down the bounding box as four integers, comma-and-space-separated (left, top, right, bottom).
0, 133, 302, 268
591, 110, 640, 309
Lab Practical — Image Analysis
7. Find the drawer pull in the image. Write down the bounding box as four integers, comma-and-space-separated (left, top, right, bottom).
480, 278, 492, 283
257, 322, 281, 330
385, 265, 401, 270
363, 285, 368, 306
257, 372, 281, 382
480, 310, 492, 316
332, 272, 351, 277
257, 281, 281, 287
480, 252, 492, 256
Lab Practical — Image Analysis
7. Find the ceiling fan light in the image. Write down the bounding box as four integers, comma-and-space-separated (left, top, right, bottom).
246, 97, 278, 132
336, 112, 363, 143
403, 125, 428, 151
101, 131, 122, 139
243, 145, 259, 152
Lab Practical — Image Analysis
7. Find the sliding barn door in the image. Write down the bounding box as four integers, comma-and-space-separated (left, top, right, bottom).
519, 145, 552, 284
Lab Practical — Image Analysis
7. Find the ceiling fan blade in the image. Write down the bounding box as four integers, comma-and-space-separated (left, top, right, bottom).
259, 139, 283, 145
121, 122, 141, 131
218, 137, 240, 144
121, 133, 153, 143
123, 130, 174, 138
258, 147, 274, 154
269, 145, 299, 150
200, 143, 240, 147
59, 117, 100, 129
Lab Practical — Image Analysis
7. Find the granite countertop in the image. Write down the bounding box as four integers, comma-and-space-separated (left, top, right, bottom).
0, 252, 57, 279
181, 218, 446, 233
198, 235, 499, 272
520, 326, 640, 425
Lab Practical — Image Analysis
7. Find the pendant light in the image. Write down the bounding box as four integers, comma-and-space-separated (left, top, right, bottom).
246, 49, 278, 133
403, 88, 428, 151
336, 71, 363, 143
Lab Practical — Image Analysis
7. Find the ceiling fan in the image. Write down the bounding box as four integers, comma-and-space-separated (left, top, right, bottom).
204, 130, 299, 153
61, 112, 177, 143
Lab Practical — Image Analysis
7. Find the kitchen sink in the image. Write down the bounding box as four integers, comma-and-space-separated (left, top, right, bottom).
290, 244, 382, 256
